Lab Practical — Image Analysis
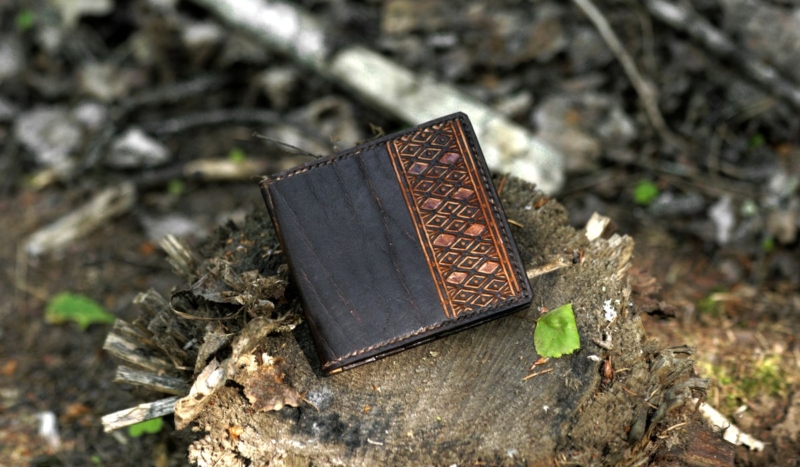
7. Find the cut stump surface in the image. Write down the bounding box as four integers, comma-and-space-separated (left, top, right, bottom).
108, 177, 726, 466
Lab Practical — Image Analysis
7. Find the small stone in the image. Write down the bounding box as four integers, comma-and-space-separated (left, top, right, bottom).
51, 0, 112, 28
258, 67, 298, 110
78, 63, 131, 102
709, 195, 735, 245
182, 21, 225, 50
140, 213, 204, 242
107, 128, 170, 169
0, 35, 25, 82
15, 107, 83, 169
72, 102, 108, 130
0, 97, 19, 122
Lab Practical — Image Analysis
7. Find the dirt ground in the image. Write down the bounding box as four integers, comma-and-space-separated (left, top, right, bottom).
2, 0, 800, 465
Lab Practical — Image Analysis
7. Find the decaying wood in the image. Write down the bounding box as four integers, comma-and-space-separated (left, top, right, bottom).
102, 177, 735, 465
102, 324, 176, 375
24, 182, 136, 256
186, 0, 565, 194
696, 399, 765, 452
101, 396, 181, 432
113, 366, 189, 396
653, 422, 735, 467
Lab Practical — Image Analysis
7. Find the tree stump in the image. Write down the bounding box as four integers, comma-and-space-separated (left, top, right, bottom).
104, 177, 730, 466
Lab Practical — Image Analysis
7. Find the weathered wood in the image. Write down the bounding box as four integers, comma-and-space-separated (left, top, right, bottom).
24, 183, 136, 256
102, 323, 176, 374
177, 178, 715, 466
100, 176, 730, 464
653, 422, 735, 467
101, 396, 181, 432
114, 366, 190, 396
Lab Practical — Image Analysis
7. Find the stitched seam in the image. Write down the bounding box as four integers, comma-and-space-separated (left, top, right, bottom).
322, 116, 531, 369
268, 138, 398, 182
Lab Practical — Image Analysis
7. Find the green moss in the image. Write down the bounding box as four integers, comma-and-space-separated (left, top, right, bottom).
741, 355, 787, 399
699, 355, 788, 415
696, 294, 724, 318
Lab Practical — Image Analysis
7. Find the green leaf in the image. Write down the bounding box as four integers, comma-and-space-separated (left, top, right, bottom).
748, 133, 765, 148
167, 179, 184, 195
128, 417, 163, 437
534, 303, 581, 358
633, 181, 659, 206
15, 10, 35, 30
45, 293, 115, 330
227, 147, 247, 163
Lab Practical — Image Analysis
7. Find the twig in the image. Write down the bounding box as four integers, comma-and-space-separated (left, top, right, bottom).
103, 325, 176, 374
572, 0, 686, 151
694, 398, 765, 451
141, 108, 280, 135
663, 421, 688, 433
526, 256, 571, 280
252, 132, 321, 159
620, 384, 638, 398
23, 183, 137, 257
101, 396, 181, 432
114, 366, 190, 395
117, 75, 228, 115
522, 368, 554, 381
644, 0, 800, 110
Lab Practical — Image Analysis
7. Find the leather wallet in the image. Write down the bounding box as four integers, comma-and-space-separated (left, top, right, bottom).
260, 113, 532, 374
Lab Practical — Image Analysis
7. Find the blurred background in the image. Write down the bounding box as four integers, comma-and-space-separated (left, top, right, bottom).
1, 0, 799, 465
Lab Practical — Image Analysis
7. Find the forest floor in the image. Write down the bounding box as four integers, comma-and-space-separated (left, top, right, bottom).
1, 0, 799, 465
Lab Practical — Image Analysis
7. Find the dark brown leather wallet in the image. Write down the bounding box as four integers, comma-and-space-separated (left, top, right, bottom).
260, 113, 532, 374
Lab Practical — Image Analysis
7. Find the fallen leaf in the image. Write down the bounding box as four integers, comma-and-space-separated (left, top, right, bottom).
237, 355, 303, 412
227, 424, 244, 441
0, 360, 18, 376
45, 292, 115, 330
534, 303, 581, 358
128, 417, 163, 437
62, 403, 91, 422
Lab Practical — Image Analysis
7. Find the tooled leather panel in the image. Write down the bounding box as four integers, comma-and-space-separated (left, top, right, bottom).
386, 118, 521, 319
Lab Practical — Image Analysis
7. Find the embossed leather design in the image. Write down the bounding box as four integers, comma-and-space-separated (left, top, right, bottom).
261, 113, 532, 374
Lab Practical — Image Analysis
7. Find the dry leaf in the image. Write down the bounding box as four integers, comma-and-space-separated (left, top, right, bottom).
237, 354, 303, 412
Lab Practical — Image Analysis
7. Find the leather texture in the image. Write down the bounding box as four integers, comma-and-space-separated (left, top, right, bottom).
261, 113, 532, 374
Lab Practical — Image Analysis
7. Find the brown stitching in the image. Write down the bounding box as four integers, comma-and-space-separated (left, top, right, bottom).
267, 140, 394, 182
